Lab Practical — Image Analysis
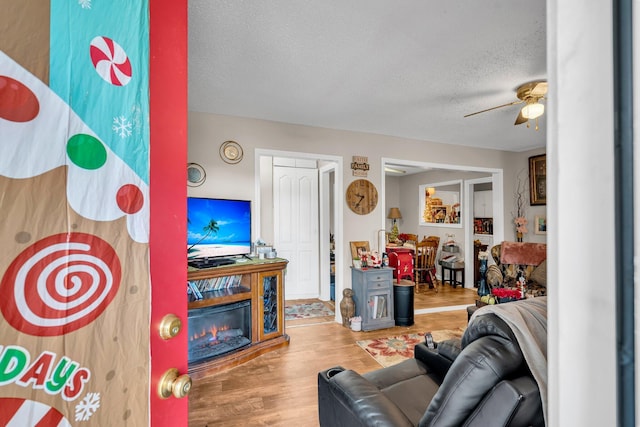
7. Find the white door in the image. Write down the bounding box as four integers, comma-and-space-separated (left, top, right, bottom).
274, 164, 319, 300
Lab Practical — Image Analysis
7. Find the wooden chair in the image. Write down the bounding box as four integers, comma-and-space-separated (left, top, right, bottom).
414, 236, 440, 293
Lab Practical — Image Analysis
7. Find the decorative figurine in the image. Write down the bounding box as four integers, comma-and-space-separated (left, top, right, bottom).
340, 288, 356, 327
370, 250, 382, 267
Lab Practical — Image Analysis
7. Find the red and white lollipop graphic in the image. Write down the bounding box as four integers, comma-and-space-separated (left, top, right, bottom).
0, 398, 71, 427
0, 233, 121, 336
89, 36, 132, 86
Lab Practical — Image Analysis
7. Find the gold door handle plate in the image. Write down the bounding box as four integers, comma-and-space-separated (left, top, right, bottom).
159, 314, 182, 340
158, 368, 192, 399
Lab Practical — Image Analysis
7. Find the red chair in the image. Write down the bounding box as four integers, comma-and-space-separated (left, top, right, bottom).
388, 250, 414, 284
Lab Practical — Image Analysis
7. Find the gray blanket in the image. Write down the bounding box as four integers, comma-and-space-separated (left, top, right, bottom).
470, 296, 547, 424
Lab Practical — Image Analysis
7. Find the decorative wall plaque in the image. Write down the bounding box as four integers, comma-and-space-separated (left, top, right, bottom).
350, 156, 369, 177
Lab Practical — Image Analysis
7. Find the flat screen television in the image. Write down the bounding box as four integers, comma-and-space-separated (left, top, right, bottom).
187, 197, 251, 260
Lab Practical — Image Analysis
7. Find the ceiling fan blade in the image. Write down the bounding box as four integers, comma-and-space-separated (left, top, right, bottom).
514, 110, 528, 125
464, 100, 522, 118
529, 81, 548, 97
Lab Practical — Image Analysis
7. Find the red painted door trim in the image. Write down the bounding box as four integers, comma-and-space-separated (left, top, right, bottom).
149, 0, 188, 425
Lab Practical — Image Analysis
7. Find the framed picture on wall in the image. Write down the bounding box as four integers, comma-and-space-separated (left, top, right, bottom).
534, 215, 547, 234
529, 154, 546, 205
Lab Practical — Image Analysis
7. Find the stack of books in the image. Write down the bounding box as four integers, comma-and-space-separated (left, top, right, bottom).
368, 295, 388, 319
187, 274, 244, 300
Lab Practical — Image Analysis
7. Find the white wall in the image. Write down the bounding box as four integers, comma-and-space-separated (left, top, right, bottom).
548, 0, 617, 425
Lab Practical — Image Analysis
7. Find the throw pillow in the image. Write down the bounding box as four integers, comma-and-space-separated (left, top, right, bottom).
529, 259, 547, 287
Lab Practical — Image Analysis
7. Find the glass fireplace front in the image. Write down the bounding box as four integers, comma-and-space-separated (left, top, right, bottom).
188, 300, 251, 364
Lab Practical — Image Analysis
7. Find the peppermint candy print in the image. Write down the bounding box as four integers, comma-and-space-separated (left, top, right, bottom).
0, 233, 121, 336
89, 36, 132, 86
0, 398, 72, 427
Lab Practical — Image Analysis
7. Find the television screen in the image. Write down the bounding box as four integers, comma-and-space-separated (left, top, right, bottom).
187, 198, 251, 259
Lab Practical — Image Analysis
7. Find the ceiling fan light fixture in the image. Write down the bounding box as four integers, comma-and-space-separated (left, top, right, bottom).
521, 102, 544, 120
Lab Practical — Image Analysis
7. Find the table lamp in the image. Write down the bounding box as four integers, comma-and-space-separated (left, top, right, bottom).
388, 207, 402, 241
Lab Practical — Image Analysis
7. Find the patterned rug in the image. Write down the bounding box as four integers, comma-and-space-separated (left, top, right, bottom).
356, 328, 465, 368
285, 302, 334, 320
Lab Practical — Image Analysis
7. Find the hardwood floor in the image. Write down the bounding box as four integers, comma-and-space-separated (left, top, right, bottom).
188, 285, 477, 427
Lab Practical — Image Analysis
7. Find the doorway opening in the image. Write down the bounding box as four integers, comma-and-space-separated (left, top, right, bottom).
381, 157, 504, 312
255, 149, 343, 324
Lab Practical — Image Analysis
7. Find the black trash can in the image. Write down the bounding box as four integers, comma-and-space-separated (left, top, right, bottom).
393, 283, 415, 326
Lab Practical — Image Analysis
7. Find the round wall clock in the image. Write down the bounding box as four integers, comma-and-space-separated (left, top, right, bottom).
219, 140, 243, 164
187, 163, 206, 187
346, 179, 378, 215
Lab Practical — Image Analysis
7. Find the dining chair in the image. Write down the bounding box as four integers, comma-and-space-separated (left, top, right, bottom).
414, 236, 440, 293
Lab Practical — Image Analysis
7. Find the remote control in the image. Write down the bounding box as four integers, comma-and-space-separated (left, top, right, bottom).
425, 332, 435, 349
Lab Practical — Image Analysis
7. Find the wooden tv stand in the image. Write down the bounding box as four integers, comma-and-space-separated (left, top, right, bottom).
187, 258, 289, 379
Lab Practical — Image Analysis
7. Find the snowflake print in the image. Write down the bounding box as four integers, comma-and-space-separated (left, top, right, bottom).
78, 0, 92, 9
113, 115, 132, 138
75, 392, 101, 421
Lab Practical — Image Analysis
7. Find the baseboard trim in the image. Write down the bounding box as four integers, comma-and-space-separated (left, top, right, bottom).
414, 304, 470, 315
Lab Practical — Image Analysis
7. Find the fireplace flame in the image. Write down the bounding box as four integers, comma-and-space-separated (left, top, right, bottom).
190, 324, 230, 342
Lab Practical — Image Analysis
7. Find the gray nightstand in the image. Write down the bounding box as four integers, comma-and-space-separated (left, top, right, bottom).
350, 267, 395, 331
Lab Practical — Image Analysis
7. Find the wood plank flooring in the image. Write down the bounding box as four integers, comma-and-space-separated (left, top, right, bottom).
188, 284, 477, 427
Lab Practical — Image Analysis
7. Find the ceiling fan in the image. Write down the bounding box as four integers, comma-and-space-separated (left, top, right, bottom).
464, 80, 548, 130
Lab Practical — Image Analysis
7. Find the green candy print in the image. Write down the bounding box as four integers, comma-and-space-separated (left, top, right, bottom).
66, 134, 107, 170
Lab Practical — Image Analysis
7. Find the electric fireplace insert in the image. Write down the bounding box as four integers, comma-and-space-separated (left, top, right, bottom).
188, 300, 251, 364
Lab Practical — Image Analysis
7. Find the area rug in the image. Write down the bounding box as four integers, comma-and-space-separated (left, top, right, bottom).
285, 302, 334, 320
356, 328, 465, 368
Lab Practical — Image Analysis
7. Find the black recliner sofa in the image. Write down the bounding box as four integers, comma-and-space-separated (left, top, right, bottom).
318, 297, 547, 426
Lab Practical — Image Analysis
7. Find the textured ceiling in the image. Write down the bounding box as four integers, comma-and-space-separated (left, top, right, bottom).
188, 0, 547, 152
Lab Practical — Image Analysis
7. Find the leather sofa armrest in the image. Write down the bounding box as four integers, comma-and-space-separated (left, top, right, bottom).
414, 340, 460, 381
318, 369, 413, 427
465, 376, 544, 427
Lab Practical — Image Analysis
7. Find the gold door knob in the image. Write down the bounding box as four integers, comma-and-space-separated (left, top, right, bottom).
158, 368, 192, 399
159, 314, 182, 340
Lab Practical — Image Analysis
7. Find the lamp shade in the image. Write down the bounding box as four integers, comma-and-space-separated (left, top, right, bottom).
387, 207, 402, 220
521, 102, 545, 119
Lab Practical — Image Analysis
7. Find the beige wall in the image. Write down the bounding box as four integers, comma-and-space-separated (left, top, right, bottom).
505, 147, 547, 244
188, 111, 546, 292
189, 112, 546, 240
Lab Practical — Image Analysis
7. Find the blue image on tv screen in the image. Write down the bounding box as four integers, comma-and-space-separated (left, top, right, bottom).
187, 198, 251, 259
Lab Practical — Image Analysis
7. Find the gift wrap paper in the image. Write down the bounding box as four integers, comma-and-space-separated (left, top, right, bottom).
1, 1, 151, 424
